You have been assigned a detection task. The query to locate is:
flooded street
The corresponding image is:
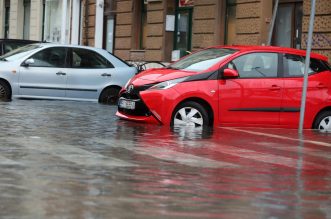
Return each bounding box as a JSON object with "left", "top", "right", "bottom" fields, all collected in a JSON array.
[{"left": 0, "top": 100, "right": 331, "bottom": 219}]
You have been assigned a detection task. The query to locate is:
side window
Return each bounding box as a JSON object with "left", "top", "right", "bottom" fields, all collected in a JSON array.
[
  {"left": 29, "top": 47, "right": 67, "bottom": 68},
  {"left": 283, "top": 54, "right": 325, "bottom": 77},
  {"left": 228, "top": 53, "right": 278, "bottom": 78},
  {"left": 71, "top": 48, "right": 114, "bottom": 69}
]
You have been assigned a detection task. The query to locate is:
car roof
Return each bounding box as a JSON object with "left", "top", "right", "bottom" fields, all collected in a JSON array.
[
  {"left": 33, "top": 43, "right": 106, "bottom": 52},
  {"left": 212, "top": 45, "right": 328, "bottom": 62}
]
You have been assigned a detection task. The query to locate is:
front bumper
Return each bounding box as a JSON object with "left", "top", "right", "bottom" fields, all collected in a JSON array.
[
  {"left": 116, "top": 85, "right": 162, "bottom": 125},
  {"left": 116, "top": 110, "right": 160, "bottom": 124}
]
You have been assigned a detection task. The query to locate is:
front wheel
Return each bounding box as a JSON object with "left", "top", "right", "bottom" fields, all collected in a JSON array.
[
  {"left": 313, "top": 111, "right": 331, "bottom": 132},
  {"left": 171, "top": 101, "right": 210, "bottom": 128},
  {"left": 99, "top": 87, "right": 121, "bottom": 105}
]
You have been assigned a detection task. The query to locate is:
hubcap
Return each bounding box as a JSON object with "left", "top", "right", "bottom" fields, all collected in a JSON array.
[
  {"left": 318, "top": 116, "right": 331, "bottom": 133},
  {"left": 174, "top": 107, "right": 203, "bottom": 128}
]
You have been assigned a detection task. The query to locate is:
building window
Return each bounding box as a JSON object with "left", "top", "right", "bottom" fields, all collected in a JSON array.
[
  {"left": 43, "top": 0, "right": 70, "bottom": 43},
  {"left": 4, "top": 0, "right": 10, "bottom": 39},
  {"left": 132, "top": 0, "right": 147, "bottom": 50},
  {"left": 225, "top": 0, "right": 236, "bottom": 45}
]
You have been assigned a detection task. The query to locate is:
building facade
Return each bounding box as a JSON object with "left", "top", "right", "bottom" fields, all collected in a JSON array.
[
  {"left": 113, "top": 0, "right": 331, "bottom": 62},
  {"left": 0, "top": 0, "right": 330, "bottom": 62}
]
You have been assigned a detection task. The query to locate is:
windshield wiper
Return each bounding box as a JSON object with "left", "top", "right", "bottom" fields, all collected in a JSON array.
[{"left": 0, "top": 57, "right": 7, "bottom": 61}]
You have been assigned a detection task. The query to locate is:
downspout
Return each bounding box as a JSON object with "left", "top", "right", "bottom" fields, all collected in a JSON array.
[{"left": 85, "top": 0, "right": 89, "bottom": 45}]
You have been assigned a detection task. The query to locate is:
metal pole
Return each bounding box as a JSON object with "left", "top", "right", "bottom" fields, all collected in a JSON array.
[
  {"left": 299, "top": 0, "right": 316, "bottom": 134},
  {"left": 267, "top": 0, "right": 279, "bottom": 46}
]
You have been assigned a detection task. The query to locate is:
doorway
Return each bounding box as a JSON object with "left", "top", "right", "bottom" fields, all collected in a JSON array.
[
  {"left": 174, "top": 7, "right": 193, "bottom": 55},
  {"left": 272, "top": 2, "right": 303, "bottom": 49}
]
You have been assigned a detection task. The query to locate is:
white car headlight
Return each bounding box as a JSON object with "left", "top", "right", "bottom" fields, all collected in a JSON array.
[{"left": 148, "top": 77, "right": 189, "bottom": 90}]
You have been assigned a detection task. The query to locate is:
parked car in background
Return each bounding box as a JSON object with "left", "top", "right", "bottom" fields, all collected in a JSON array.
[
  {"left": 117, "top": 45, "right": 331, "bottom": 132},
  {"left": 0, "top": 39, "right": 39, "bottom": 55},
  {"left": 0, "top": 43, "right": 137, "bottom": 104}
]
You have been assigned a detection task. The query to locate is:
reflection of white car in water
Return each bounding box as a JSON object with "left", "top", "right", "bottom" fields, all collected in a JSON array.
[{"left": 0, "top": 43, "right": 137, "bottom": 104}]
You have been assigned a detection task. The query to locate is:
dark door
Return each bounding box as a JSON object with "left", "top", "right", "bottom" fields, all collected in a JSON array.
[
  {"left": 272, "top": 2, "right": 303, "bottom": 49},
  {"left": 174, "top": 7, "right": 193, "bottom": 55}
]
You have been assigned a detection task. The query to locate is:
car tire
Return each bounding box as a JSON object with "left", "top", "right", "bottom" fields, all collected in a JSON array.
[
  {"left": 313, "top": 110, "right": 331, "bottom": 132},
  {"left": 171, "top": 101, "right": 210, "bottom": 128},
  {"left": 99, "top": 87, "right": 120, "bottom": 105},
  {"left": 0, "top": 81, "right": 11, "bottom": 101}
]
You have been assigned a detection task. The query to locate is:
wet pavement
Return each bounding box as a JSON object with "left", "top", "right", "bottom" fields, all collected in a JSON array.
[{"left": 0, "top": 100, "right": 331, "bottom": 219}]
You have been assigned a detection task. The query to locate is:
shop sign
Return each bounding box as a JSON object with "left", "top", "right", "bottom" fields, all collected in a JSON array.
[{"left": 179, "top": 0, "right": 194, "bottom": 7}]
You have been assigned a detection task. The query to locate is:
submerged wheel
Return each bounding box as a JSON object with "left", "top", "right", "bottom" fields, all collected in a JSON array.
[
  {"left": 313, "top": 111, "right": 331, "bottom": 132},
  {"left": 0, "top": 81, "right": 11, "bottom": 101},
  {"left": 171, "top": 101, "right": 210, "bottom": 128},
  {"left": 99, "top": 87, "right": 121, "bottom": 105}
]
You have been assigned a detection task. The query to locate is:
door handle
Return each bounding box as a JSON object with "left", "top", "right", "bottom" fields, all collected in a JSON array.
[
  {"left": 270, "top": 85, "right": 281, "bottom": 90},
  {"left": 316, "top": 83, "right": 326, "bottom": 89},
  {"left": 101, "top": 73, "right": 112, "bottom": 77},
  {"left": 56, "top": 72, "right": 66, "bottom": 76}
]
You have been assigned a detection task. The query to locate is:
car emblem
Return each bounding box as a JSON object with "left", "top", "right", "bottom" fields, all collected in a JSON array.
[{"left": 127, "top": 84, "right": 134, "bottom": 93}]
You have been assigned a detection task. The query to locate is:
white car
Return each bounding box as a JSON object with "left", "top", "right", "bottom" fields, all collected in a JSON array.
[{"left": 0, "top": 43, "right": 137, "bottom": 104}]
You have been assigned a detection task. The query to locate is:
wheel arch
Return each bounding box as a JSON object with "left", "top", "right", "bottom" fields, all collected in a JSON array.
[
  {"left": 173, "top": 97, "right": 214, "bottom": 126},
  {"left": 312, "top": 106, "right": 331, "bottom": 128},
  {"left": 98, "top": 85, "right": 122, "bottom": 102},
  {"left": 0, "top": 78, "right": 12, "bottom": 98}
]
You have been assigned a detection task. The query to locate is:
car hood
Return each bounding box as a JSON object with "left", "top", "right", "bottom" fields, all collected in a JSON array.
[{"left": 131, "top": 68, "right": 198, "bottom": 86}]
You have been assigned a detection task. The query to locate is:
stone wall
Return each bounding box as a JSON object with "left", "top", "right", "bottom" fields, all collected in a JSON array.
[
  {"left": 235, "top": 0, "right": 272, "bottom": 45},
  {"left": 192, "top": 0, "right": 219, "bottom": 50},
  {"left": 302, "top": 0, "right": 331, "bottom": 60},
  {"left": 82, "top": 0, "right": 96, "bottom": 47},
  {"left": 114, "top": 0, "right": 133, "bottom": 60}
]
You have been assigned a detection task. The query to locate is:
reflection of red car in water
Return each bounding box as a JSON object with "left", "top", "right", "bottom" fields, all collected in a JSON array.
[{"left": 116, "top": 46, "right": 331, "bottom": 132}]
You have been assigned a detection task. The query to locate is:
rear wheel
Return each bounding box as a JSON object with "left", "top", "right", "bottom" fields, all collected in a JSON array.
[
  {"left": 313, "top": 111, "right": 331, "bottom": 132},
  {"left": 0, "top": 81, "right": 11, "bottom": 101},
  {"left": 171, "top": 101, "right": 210, "bottom": 128},
  {"left": 99, "top": 87, "right": 121, "bottom": 105}
]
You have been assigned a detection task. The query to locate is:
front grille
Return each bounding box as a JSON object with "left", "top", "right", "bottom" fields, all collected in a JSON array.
[{"left": 118, "top": 84, "right": 154, "bottom": 116}]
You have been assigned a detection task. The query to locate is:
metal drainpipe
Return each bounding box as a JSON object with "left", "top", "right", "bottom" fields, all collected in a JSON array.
[{"left": 85, "top": 0, "right": 89, "bottom": 46}]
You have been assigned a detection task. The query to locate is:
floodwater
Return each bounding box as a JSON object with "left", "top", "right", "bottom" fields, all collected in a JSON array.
[{"left": 0, "top": 100, "right": 331, "bottom": 219}]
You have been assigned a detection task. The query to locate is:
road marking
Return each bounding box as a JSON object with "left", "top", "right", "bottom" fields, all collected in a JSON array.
[
  {"left": 94, "top": 138, "right": 238, "bottom": 169},
  {"left": 255, "top": 142, "right": 331, "bottom": 160},
  {"left": 222, "top": 127, "right": 331, "bottom": 147},
  {"left": 208, "top": 143, "right": 328, "bottom": 170},
  {"left": 0, "top": 155, "right": 22, "bottom": 166},
  {"left": 7, "top": 137, "right": 136, "bottom": 168}
]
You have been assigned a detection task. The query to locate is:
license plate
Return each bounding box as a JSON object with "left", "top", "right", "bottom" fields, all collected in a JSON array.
[{"left": 119, "top": 99, "right": 135, "bottom": 110}]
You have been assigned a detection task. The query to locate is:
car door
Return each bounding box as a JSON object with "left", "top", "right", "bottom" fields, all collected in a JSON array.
[
  {"left": 18, "top": 47, "right": 68, "bottom": 98},
  {"left": 65, "top": 47, "right": 115, "bottom": 100},
  {"left": 280, "top": 54, "right": 331, "bottom": 127},
  {"left": 218, "top": 52, "right": 283, "bottom": 126}
]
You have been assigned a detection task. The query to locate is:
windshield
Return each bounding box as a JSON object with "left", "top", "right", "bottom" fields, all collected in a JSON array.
[
  {"left": 0, "top": 44, "right": 41, "bottom": 61},
  {"left": 169, "top": 48, "right": 237, "bottom": 72}
]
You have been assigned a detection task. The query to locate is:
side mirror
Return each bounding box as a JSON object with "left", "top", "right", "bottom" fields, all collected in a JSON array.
[
  {"left": 22, "top": 58, "right": 34, "bottom": 67},
  {"left": 223, "top": 68, "right": 239, "bottom": 78}
]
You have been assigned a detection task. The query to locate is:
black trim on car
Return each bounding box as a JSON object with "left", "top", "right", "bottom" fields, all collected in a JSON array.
[
  {"left": 20, "top": 86, "right": 97, "bottom": 92},
  {"left": 184, "top": 71, "right": 219, "bottom": 82},
  {"left": 229, "top": 107, "right": 300, "bottom": 112}
]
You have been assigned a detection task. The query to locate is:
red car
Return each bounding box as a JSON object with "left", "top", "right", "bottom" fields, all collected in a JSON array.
[{"left": 116, "top": 46, "right": 331, "bottom": 132}]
